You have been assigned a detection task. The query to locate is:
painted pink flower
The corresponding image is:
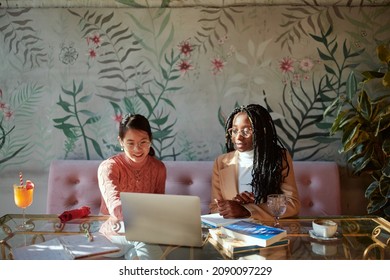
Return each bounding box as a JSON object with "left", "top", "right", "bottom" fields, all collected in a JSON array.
[
  {"left": 177, "top": 60, "right": 194, "bottom": 76},
  {"left": 178, "top": 40, "right": 193, "bottom": 57},
  {"left": 88, "top": 48, "right": 97, "bottom": 58},
  {"left": 211, "top": 57, "right": 226, "bottom": 75},
  {"left": 3, "top": 109, "right": 13, "bottom": 120},
  {"left": 293, "top": 73, "right": 301, "bottom": 81},
  {"left": 299, "top": 58, "right": 314, "bottom": 72},
  {"left": 87, "top": 33, "right": 103, "bottom": 47},
  {"left": 0, "top": 101, "right": 7, "bottom": 110},
  {"left": 113, "top": 114, "right": 122, "bottom": 123},
  {"left": 279, "top": 57, "right": 294, "bottom": 74}
]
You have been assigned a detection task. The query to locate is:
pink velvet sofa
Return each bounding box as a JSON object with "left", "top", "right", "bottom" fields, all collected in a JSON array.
[{"left": 46, "top": 160, "right": 341, "bottom": 217}]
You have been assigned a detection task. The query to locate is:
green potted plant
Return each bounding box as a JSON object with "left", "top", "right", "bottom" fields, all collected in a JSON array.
[{"left": 325, "top": 44, "right": 390, "bottom": 219}]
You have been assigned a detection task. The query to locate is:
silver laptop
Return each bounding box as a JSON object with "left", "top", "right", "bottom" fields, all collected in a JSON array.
[{"left": 120, "top": 192, "right": 203, "bottom": 247}]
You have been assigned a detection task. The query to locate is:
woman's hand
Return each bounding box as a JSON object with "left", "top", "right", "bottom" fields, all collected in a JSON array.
[
  {"left": 233, "top": 191, "right": 255, "bottom": 204},
  {"left": 215, "top": 199, "right": 251, "bottom": 218}
]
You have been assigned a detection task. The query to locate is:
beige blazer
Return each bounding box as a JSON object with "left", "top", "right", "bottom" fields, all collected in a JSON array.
[{"left": 209, "top": 150, "right": 301, "bottom": 221}]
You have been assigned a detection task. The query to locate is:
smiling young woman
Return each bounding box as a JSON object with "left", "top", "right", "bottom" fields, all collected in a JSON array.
[
  {"left": 97, "top": 114, "right": 166, "bottom": 260},
  {"left": 98, "top": 113, "right": 166, "bottom": 220}
]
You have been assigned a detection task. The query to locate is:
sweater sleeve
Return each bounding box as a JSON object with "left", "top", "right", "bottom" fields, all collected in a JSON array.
[
  {"left": 98, "top": 159, "right": 123, "bottom": 220},
  {"left": 155, "top": 161, "right": 167, "bottom": 194}
]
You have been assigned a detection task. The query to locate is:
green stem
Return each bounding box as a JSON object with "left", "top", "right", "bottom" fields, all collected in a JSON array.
[{"left": 72, "top": 94, "right": 90, "bottom": 159}]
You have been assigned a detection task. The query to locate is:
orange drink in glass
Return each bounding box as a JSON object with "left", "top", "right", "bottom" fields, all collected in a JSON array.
[
  {"left": 14, "top": 185, "right": 34, "bottom": 208},
  {"left": 13, "top": 182, "right": 34, "bottom": 231}
]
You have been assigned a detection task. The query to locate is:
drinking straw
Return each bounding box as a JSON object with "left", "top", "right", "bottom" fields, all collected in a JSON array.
[{"left": 19, "top": 171, "right": 24, "bottom": 186}]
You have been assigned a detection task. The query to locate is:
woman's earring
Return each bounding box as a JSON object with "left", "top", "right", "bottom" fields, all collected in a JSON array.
[{"left": 121, "top": 146, "right": 124, "bottom": 151}]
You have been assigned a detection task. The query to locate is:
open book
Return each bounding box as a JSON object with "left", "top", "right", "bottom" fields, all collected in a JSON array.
[
  {"left": 12, "top": 233, "right": 120, "bottom": 260},
  {"left": 201, "top": 213, "right": 252, "bottom": 228}
]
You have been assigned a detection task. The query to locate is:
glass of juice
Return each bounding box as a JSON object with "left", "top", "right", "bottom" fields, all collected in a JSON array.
[{"left": 13, "top": 183, "right": 34, "bottom": 231}]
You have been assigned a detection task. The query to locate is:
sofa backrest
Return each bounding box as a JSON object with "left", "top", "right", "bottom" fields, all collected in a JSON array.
[
  {"left": 46, "top": 160, "right": 341, "bottom": 217},
  {"left": 163, "top": 161, "right": 214, "bottom": 215},
  {"left": 293, "top": 161, "right": 341, "bottom": 216},
  {"left": 46, "top": 160, "right": 102, "bottom": 215}
]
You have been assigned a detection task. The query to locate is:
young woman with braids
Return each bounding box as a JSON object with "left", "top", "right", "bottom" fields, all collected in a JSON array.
[
  {"left": 98, "top": 113, "right": 166, "bottom": 259},
  {"left": 209, "top": 104, "right": 300, "bottom": 221}
]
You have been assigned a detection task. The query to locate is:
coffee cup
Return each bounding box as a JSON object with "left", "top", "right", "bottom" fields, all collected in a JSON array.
[{"left": 312, "top": 219, "right": 337, "bottom": 238}]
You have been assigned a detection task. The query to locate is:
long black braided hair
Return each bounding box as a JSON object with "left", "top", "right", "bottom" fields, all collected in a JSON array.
[{"left": 225, "top": 104, "right": 290, "bottom": 204}]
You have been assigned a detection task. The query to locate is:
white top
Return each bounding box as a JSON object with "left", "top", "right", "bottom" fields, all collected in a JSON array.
[{"left": 238, "top": 150, "right": 254, "bottom": 193}]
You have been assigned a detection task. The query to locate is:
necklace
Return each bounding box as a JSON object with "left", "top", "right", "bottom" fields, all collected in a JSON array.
[{"left": 125, "top": 154, "right": 149, "bottom": 183}]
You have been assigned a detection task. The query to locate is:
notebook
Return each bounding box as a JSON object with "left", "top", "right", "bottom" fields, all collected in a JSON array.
[{"left": 120, "top": 192, "right": 203, "bottom": 247}]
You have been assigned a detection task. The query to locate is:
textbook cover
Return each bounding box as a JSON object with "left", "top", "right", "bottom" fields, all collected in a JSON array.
[{"left": 220, "top": 220, "right": 287, "bottom": 247}]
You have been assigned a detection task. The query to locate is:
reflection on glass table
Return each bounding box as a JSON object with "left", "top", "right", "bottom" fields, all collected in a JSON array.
[{"left": 0, "top": 214, "right": 389, "bottom": 260}]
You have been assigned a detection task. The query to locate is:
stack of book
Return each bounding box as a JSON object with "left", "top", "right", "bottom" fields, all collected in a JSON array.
[{"left": 209, "top": 220, "right": 289, "bottom": 258}]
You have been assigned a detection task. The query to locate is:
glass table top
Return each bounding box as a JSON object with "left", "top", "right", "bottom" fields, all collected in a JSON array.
[{"left": 1, "top": 214, "right": 389, "bottom": 260}]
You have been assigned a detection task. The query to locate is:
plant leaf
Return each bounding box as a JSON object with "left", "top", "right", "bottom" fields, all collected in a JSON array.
[
  {"left": 84, "top": 115, "right": 101, "bottom": 125},
  {"left": 90, "top": 138, "right": 103, "bottom": 159},
  {"left": 383, "top": 139, "right": 390, "bottom": 157},
  {"left": 53, "top": 115, "right": 73, "bottom": 123},
  {"left": 346, "top": 71, "right": 357, "bottom": 101},
  {"left": 377, "top": 44, "right": 390, "bottom": 64},
  {"left": 57, "top": 96, "right": 73, "bottom": 113},
  {"left": 78, "top": 94, "right": 92, "bottom": 103},
  {"left": 361, "top": 71, "right": 385, "bottom": 83},
  {"left": 357, "top": 90, "right": 372, "bottom": 120}
]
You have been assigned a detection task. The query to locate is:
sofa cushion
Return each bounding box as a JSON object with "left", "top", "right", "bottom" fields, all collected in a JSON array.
[
  {"left": 294, "top": 161, "right": 341, "bottom": 216},
  {"left": 164, "top": 161, "right": 214, "bottom": 215},
  {"left": 46, "top": 160, "right": 102, "bottom": 215}
]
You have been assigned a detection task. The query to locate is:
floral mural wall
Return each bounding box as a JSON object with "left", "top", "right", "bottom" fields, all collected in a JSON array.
[{"left": 0, "top": 0, "right": 389, "bottom": 214}]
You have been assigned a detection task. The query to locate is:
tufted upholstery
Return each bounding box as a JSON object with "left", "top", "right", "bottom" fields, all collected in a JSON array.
[
  {"left": 293, "top": 161, "right": 341, "bottom": 216},
  {"left": 46, "top": 160, "right": 102, "bottom": 215},
  {"left": 46, "top": 160, "right": 341, "bottom": 217},
  {"left": 163, "top": 161, "right": 214, "bottom": 215}
]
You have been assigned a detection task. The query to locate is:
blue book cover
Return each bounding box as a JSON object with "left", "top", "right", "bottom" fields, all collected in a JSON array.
[{"left": 221, "top": 221, "right": 287, "bottom": 247}]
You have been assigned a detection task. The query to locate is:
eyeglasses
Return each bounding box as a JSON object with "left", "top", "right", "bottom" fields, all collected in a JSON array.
[
  {"left": 126, "top": 140, "right": 151, "bottom": 150},
  {"left": 227, "top": 127, "right": 253, "bottom": 138}
]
